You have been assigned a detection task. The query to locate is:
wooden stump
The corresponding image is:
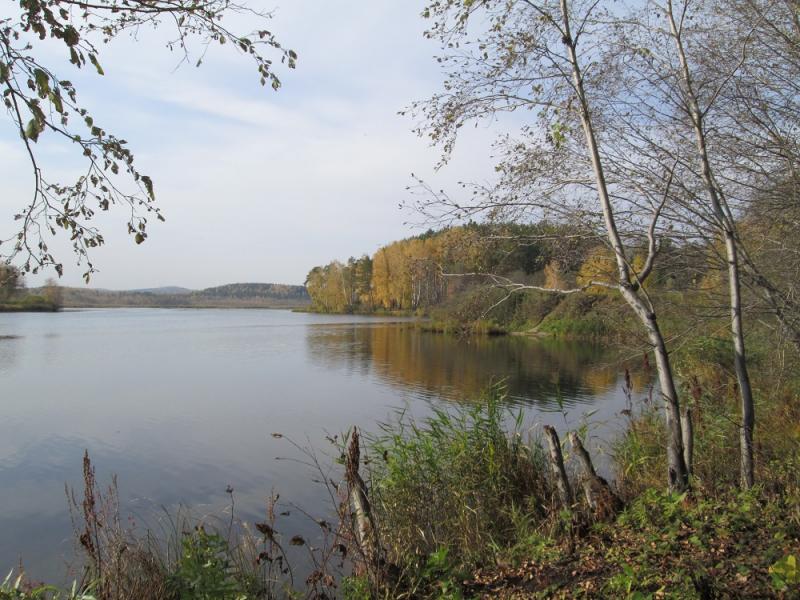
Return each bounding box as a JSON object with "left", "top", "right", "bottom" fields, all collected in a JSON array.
[
  {"left": 569, "top": 432, "right": 623, "bottom": 520},
  {"left": 345, "top": 427, "right": 384, "bottom": 578},
  {"left": 544, "top": 425, "right": 573, "bottom": 508}
]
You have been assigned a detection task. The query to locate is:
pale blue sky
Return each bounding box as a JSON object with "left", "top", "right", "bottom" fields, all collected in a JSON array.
[{"left": 0, "top": 1, "right": 503, "bottom": 289}]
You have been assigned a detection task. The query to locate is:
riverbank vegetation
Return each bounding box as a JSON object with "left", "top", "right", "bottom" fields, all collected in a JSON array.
[
  {"left": 0, "top": 266, "right": 62, "bottom": 312},
  {"left": 303, "top": 216, "right": 784, "bottom": 346},
  {"left": 304, "top": 222, "right": 595, "bottom": 324}
]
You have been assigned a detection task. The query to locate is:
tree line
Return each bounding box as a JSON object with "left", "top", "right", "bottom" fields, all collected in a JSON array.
[
  {"left": 305, "top": 223, "right": 557, "bottom": 313},
  {"left": 53, "top": 282, "right": 309, "bottom": 309},
  {"left": 304, "top": 222, "right": 701, "bottom": 314}
]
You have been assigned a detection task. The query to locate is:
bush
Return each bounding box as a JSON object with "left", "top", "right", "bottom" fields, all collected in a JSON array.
[
  {"left": 365, "top": 386, "right": 551, "bottom": 579},
  {"left": 417, "top": 318, "right": 507, "bottom": 336},
  {"left": 535, "top": 293, "right": 627, "bottom": 339},
  {"left": 168, "top": 528, "right": 243, "bottom": 600}
]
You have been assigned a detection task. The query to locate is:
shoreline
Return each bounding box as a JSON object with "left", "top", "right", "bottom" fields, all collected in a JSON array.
[
  {"left": 0, "top": 304, "right": 60, "bottom": 313},
  {"left": 62, "top": 303, "right": 311, "bottom": 310}
]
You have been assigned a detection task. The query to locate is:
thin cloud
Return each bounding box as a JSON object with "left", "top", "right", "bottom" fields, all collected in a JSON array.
[{"left": 0, "top": 1, "right": 503, "bottom": 289}]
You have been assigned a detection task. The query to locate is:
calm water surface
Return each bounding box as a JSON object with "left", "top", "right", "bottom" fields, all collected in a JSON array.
[{"left": 0, "top": 308, "right": 639, "bottom": 580}]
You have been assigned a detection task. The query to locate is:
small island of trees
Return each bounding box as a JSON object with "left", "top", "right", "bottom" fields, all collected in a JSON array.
[{"left": 0, "top": 265, "right": 62, "bottom": 312}]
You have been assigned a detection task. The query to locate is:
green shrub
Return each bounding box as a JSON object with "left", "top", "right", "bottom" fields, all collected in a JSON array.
[
  {"left": 537, "top": 313, "right": 609, "bottom": 338},
  {"left": 673, "top": 335, "right": 735, "bottom": 371},
  {"left": 597, "top": 487, "right": 800, "bottom": 598},
  {"left": 169, "top": 528, "right": 244, "bottom": 600},
  {"left": 366, "top": 385, "right": 550, "bottom": 579},
  {"left": 769, "top": 554, "right": 799, "bottom": 591},
  {"left": 533, "top": 293, "right": 631, "bottom": 339}
]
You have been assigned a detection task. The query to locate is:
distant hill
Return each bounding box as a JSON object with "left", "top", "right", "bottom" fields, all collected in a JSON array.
[
  {"left": 131, "top": 286, "right": 194, "bottom": 295},
  {"left": 199, "top": 283, "right": 308, "bottom": 301},
  {"left": 46, "top": 282, "right": 310, "bottom": 309}
]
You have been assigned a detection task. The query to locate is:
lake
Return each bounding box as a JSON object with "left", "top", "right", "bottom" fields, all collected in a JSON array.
[{"left": 0, "top": 308, "right": 642, "bottom": 582}]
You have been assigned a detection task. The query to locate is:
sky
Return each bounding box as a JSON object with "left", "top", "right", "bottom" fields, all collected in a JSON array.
[{"left": 0, "top": 1, "right": 504, "bottom": 289}]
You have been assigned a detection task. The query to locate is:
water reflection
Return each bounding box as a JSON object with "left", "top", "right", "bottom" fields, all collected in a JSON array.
[
  {"left": 0, "top": 335, "right": 20, "bottom": 373},
  {"left": 0, "top": 310, "right": 645, "bottom": 584},
  {"left": 306, "top": 324, "right": 626, "bottom": 408}
]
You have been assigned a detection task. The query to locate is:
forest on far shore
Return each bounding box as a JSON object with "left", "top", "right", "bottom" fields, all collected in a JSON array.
[{"left": 304, "top": 217, "right": 790, "bottom": 339}]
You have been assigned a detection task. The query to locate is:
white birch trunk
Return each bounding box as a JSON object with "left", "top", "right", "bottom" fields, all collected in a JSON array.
[
  {"left": 561, "top": 0, "right": 689, "bottom": 491},
  {"left": 666, "top": 0, "right": 755, "bottom": 487}
]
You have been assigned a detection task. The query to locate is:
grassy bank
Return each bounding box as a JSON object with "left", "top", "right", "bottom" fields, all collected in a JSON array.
[
  {"left": 297, "top": 288, "right": 625, "bottom": 340},
  {"left": 296, "top": 278, "right": 631, "bottom": 340},
  {"left": 400, "top": 285, "right": 635, "bottom": 340},
  {"left": 416, "top": 318, "right": 508, "bottom": 336},
  {"left": 293, "top": 306, "right": 415, "bottom": 317},
  {"left": 336, "top": 377, "right": 799, "bottom": 599},
  {"left": 0, "top": 295, "right": 61, "bottom": 312}
]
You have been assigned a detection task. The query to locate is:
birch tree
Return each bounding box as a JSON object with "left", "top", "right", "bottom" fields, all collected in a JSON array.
[
  {"left": 664, "top": 0, "right": 755, "bottom": 488},
  {"left": 412, "top": 0, "right": 691, "bottom": 491},
  {"left": 711, "top": 0, "right": 800, "bottom": 356},
  {"left": 611, "top": 0, "right": 800, "bottom": 487},
  {"left": 593, "top": 0, "right": 758, "bottom": 486}
]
